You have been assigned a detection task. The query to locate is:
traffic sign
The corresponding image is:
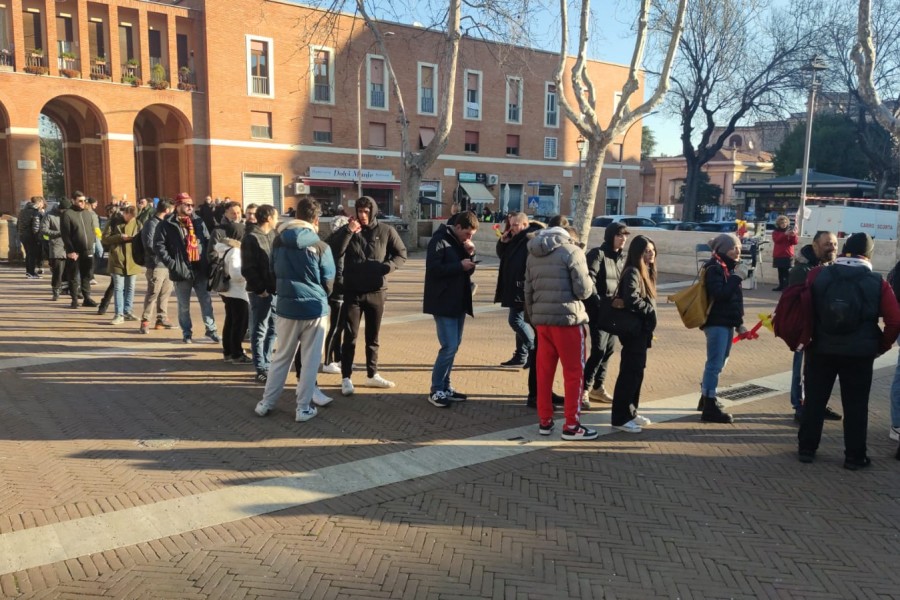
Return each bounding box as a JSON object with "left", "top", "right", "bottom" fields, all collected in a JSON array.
[{"left": 527, "top": 196, "right": 540, "bottom": 209}]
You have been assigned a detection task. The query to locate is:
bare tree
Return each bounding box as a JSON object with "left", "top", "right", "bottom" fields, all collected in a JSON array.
[
  {"left": 665, "top": 0, "right": 818, "bottom": 222},
  {"left": 555, "top": 0, "right": 687, "bottom": 241},
  {"left": 853, "top": 0, "right": 900, "bottom": 256}
]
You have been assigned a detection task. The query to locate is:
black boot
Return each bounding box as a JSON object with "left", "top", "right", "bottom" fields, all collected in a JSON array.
[
  {"left": 51, "top": 288, "right": 59, "bottom": 301},
  {"left": 895, "top": 442, "right": 900, "bottom": 461},
  {"left": 701, "top": 396, "right": 734, "bottom": 423},
  {"left": 82, "top": 297, "right": 98, "bottom": 308},
  {"left": 96, "top": 299, "right": 109, "bottom": 314},
  {"left": 697, "top": 395, "right": 706, "bottom": 411},
  {"left": 69, "top": 298, "right": 79, "bottom": 309}
]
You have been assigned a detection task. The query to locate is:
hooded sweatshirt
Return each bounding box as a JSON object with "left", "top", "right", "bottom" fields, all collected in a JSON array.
[
  {"left": 271, "top": 220, "right": 335, "bottom": 321},
  {"left": 524, "top": 227, "right": 592, "bottom": 327}
]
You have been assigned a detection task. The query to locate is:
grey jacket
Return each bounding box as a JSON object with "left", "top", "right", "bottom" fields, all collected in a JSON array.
[
  {"left": 524, "top": 227, "right": 592, "bottom": 326},
  {"left": 40, "top": 208, "right": 66, "bottom": 260}
]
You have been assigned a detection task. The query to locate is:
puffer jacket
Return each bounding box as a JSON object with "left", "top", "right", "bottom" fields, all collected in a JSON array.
[
  {"left": 493, "top": 222, "right": 544, "bottom": 308},
  {"left": 153, "top": 213, "right": 211, "bottom": 282},
  {"left": 703, "top": 253, "right": 744, "bottom": 329},
  {"left": 272, "top": 220, "right": 335, "bottom": 320},
  {"left": 17, "top": 202, "right": 42, "bottom": 241},
  {"left": 524, "top": 227, "right": 592, "bottom": 326},
  {"left": 103, "top": 216, "right": 142, "bottom": 276},
  {"left": 619, "top": 265, "right": 658, "bottom": 335},
  {"left": 423, "top": 223, "right": 474, "bottom": 317},
  {"left": 40, "top": 208, "right": 66, "bottom": 260},
  {"left": 332, "top": 216, "right": 407, "bottom": 293},
  {"left": 215, "top": 239, "right": 249, "bottom": 301}
]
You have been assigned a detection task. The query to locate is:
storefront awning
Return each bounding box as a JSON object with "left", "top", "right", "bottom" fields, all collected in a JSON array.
[{"left": 459, "top": 182, "right": 494, "bottom": 203}]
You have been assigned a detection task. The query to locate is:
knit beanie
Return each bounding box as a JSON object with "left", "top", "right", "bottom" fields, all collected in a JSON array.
[
  {"left": 709, "top": 233, "right": 741, "bottom": 255},
  {"left": 842, "top": 232, "right": 874, "bottom": 258}
]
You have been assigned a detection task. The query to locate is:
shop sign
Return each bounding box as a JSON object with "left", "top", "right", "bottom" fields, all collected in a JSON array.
[
  {"left": 310, "top": 166, "right": 394, "bottom": 181},
  {"left": 458, "top": 172, "right": 486, "bottom": 183}
]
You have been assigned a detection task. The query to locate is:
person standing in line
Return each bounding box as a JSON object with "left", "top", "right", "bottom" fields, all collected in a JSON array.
[
  {"left": 771, "top": 214, "right": 799, "bottom": 291},
  {"left": 40, "top": 198, "right": 70, "bottom": 300},
  {"left": 494, "top": 212, "right": 543, "bottom": 367},
  {"left": 888, "top": 255, "right": 900, "bottom": 459},
  {"left": 97, "top": 203, "right": 123, "bottom": 316},
  {"left": 525, "top": 225, "right": 597, "bottom": 441},
  {"left": 423, "top": 211, "right": 479, "bottom": 407},
  {"left": 60, "top": 191, "right": 98, "bottom": 309},
  {"left": 254, "top": 196, "right": 336, "bottom": 422},
  {"left": 102, "top": 205, "right": 141, "bottom": 324},
  {"left": 242, "top": 204, "right": 278, "bottom": 383},
  {"left": 153, "top": 192, "right": 220, "bottom": 344},
  {"left": 698, "top": 233, "right": 747, "bottom": 424},
  {"left": 609, "top": 235, "right": 658, "bottom": 434},
  {"left": 582, "top": 221, "right": 629, "bottom": 409},
  {"left": 321, "top": 214, "right": 350, "bottom": 374},
  {"left": 786, "top": 230, "right": 840, "bottom": 423},
  {"left": 332, "top": 196, "right": 407, "bottom": 395},
  {"left": 138, "top": 199, "right": 175, "bottom": 334},
  {"left": 18, "top": 195, "right": 45, "bottom": 278},
  {"left": 214, "top": 228, "right": 251, "bottom": 363},
  {"left": 135, "top": 197, "right": 154, "bottom": 226},
  {"left": 799, "top": 233, "right": 900, "bottom": 469}
]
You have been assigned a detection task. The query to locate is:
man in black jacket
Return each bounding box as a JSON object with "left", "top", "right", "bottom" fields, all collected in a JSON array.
[
  {"left": 241, "top": 204, "right": 278, "bottom": 383},
  {"left": 18, "top": 195, "right": 46, "bottom": 279},
  {"left": 153, "top": 192, "right": 219, "bottom": 344},
  {"left": 60, "top": 192, "right": 98, "bottom": 308},
  {"left": 333, "top": 196, "right": 407, "bottom": 395},
  {"left": 494, "top": 212, "right": 543, "bottom": 367},
  {"left": 138, "top": 199, "right": 175, "bottom": 334},
  {"left": 423, "top": 211, "right": 478, "bottom": 407}
]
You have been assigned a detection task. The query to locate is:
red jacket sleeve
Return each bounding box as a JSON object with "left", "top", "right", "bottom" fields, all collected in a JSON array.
[{"left": 879, "top": 280, "right": 900, "bottom": 353}]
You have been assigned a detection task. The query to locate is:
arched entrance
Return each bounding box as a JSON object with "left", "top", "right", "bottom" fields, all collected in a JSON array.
[
  {"left": 0, "top": 103, "right": 13, "bottom": 215},
  {"left": 134, "top": 105, "right": 192, "bottom": 200},
  {"left": 40, "top": 96, "right": 109, "bottom": 203}
]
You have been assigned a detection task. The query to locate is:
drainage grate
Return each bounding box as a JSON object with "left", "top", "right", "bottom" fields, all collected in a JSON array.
[{"left": 718, "top": 384, "right": 775, "bottom": 401}]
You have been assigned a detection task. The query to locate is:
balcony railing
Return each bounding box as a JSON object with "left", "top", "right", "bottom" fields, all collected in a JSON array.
[
  {"left": 252, "top": 75, "right": 269, "bottom": 95},
  {"left": 177, "top": 67, "right": 198, "bottom": 91},
  {"left": 420, "top": 95, "right": 434, "bottom": 113},
  {"left": 314, "top": 83, "right": 330, "bottom": 102},
  {"left": 0, "top": 49, "right": 14, "bottom": 70},
  {"left": 90, "top": 62, "right": 111, "bottom": 80},
  {"left": 58, "top": 57, "right": 81, "bottom": 75},
  {"left": 370, "top": 88, "right": 385, "bottom": 108}
]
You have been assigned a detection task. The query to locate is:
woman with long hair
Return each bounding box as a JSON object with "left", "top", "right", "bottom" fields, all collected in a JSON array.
[{"left": 610, "top": 235, "right": 658, "bottom": 433}]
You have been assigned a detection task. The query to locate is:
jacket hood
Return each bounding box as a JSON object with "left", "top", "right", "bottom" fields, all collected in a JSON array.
[
  {"left": 215, "top": 239, "right": 241, "bottom": 256},
  {"left": 528, "top": 226, "right": 574, "bottom": 258},
  {"left": 277, "top": 220, "right": 320, "bottom": 247},
  {"left": 796, "top": 244, "right": 817, "bottom": 266}
]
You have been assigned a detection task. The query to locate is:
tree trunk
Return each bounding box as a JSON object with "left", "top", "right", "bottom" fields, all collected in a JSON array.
[
  {"left": 574, "top": 143, "right": 608, "bottom": 242},
  {"left": 682, "top": 159, "right": 702, "bottom": 221}
]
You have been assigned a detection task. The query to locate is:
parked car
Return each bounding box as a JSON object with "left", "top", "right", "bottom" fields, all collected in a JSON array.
[
  {"left": 675, "top": 221, "right": 701, "bottom": 231},
  {"left": 590, "top": 215, "right": 662, "bottom": 229},
  {"left": 696, "top": 221, "right": 739, "bottom": 233}
]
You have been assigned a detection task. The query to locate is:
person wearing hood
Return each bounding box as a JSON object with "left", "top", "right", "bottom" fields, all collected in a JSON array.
[
  {"left": 254, "top": 196, "right": 336, "bottom": 423},
  {"left": 215, "top": 224, "right": 250, "bottom": 364},
  {"left": 207, "top": 200, "right": 246, "bottom": 266},
  {"left": 525, "top": 225, "right": 596, "bottom": 441},
  {"left": 494, "top": 212, "right": 544, "bottom": 367},
  {"left": 786, "top": 231, "right": 840, "bottom": 423},
  {"left": 40, "top": 198, "right": 71, "bottom": 300},
  {"left": 771, "top": 214, "right": 799, "bottom": 291},
  {"left": 423, "top": 211, "right": 479, "bottom": 407},
  {"left": 332, "top": 195, "right": 407, "bottom": 396},
  {"left": 798, "top": 233, "right": 900, "bottom": 469},
  {"left": 698, "top": 233, "right": 747, "bottom": 424},
  {"left": 582, "top": 221, "right": 629, "bottom": 409}
]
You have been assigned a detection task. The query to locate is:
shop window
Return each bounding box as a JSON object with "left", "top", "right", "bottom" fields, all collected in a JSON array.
[
  {"left": 464, "top": 130, "right": 479, "bottom": 153},
  {"left": 247, "top": 36, "right": 273, "bottom": 97},
  {"left": 313, "top": 116, "right": 332, "bottom": 143},
  {"left": 544, "top": 136, "right": 558, "bottom": 159},
  {"left": 506, "top": 134, "right": 520, "bottom": 157},
  {"left": 418, "top": 63, "right": 437, "bottom": 115},
  {"left": 464, "top": 70, "right": 482, "bottom": 120},
  {"left": 368, "top": 55, "right": 387, "bottom": 110},
  {"left": 369, "top": 122, "right": 386, "bottom": 148},
  {"left": 251, "top": 111, "right": 272, "bottom": 139},
  {"left": 545, "top": 83, "right": 558, "bottom": 128},
  {"left": 506, "top": 76, "right": 522, "bottom": 124},
  {"left": 311, "top": 46, "right": 334, "bottom": 104}
]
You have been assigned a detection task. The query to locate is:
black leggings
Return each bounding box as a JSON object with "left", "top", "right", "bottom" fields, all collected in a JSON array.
[{"left": 222, "top": 296, "right": 249, "bottom": 359}]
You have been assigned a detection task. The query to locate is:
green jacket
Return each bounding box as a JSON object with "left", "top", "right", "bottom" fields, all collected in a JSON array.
[{"left": 103, "top": 217, "right": 142, "bottom": 276}]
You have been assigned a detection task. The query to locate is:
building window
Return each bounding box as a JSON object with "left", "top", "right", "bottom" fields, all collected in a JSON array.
[
  {"left": 544, "top": 137, "right": 558, "bottom": 159},
  {"left": 23, "top": 9, "right": 43, "bottom": 52},
  {"left": 247, "top": 36, "right": 273, "bottom": 97},
  {"left": 88, "top": 19, "right": 105, "bottom": 62},
  {"left": 251, "top": 111, "right": 272, "bottom": 139},
  {"left": 313, "top": 117, "right": 332, "bottom": 143},
  {"left": 464, "top": 70, "right": 482, "bottom": 120},
  {"left": 419, "top": 127, "right": 435, "bottom": 150},
  {"left": 506, "top": 134, "right": 520, "bottom": 156},
  {"left": 368, "top": 55, "right": 387, "bottom": 110},
  {"left": 369, "top": 122, "right": 386, "bottom": 148},
  {"left": 545, "top": 83, "right": 558, "bottom": 128},
  {"left": 506, "top": 77, "right": 522, "bottom": 124},
  {"left": 311, "top": 46, "right": 334, "bottom": 104},
  {"left": 464, "top": 130, "right": 479, "bottom": 153},
  {"left": 418, "top": 63, "right": 437, "bottom": 115}
]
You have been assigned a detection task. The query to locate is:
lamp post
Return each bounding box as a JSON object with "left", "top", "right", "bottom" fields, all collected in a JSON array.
[
  {"left": 616, "top": 111, "right": 655, "bottom": 214},
  {"left": 576, "top": 135, "right": 586, "bottom": 215},
  {"left": 356, "top": 32, "right": 394, "bottom": 199},
  {"left": 797, "top": 55, "right": 827, "bottom": 238}
]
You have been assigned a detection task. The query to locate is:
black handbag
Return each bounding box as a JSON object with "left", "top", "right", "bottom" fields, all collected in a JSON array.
[{"left": 595, "top": 283, "right": 643, "bottom": 337}]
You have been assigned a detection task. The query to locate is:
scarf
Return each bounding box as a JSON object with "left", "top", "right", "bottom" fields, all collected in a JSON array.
[
  {"left": 179, "top": 215, "right": 201, "bottom": 262},
  {"left": 835, "top": 256, "right": 872, "bottom": 271}
]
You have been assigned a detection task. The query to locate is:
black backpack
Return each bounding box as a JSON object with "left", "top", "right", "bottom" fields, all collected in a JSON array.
[
  {"left": 208, "top": 248, "right": 232, "bottom": 293},
  {"left": 818, "top": 269, "right": 866, "bottom": 335},
  {"left": 131, "top": 228, "right": 146, "bottom": 267}
]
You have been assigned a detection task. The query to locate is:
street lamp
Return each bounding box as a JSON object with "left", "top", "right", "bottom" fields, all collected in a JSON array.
[
  {"left": 576, "top": 135, "right": 586, "bottom": 214},
  {"left": 616, "top": 111, "right": 656, "bottom": 214},
  {"left": 797, "top": 55, "right": 827, "bottom": 238},
  {"left": 356, "top": 32, "right": 394, "bottom": 199}
]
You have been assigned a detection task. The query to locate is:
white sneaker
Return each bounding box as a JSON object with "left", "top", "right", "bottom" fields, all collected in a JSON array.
[
  {"left": 589, "top": 387, "right": 614, "bottom": 403},
  {"left": 613, "top": 419, "right": 642, "bottom": 434},
  {"left": 890, "top": 426, "right": 900, "bottom": 441},
  {"left": 363, "top": 373, "right": 396, "bottom": 388},
  {"left": 254, "top": 402, "right": 272, "bottom": 417},
  {"left": 312, "top": 387, "right": 333, "bottom": 407},
  {"left": 580, "top": 390, "right": 591, "bottom": 411},
  {"left": 321, "top": 362, "right": 341, "bottom": 374},
  {"left": 633, "top": 414, "right": 652, "bottom": 426},
  {"left": 341, "top": 378, "right": 355, "bottom": 396},
  {"left": 295, "top": 406, "right": 318, "bottom": 422}
]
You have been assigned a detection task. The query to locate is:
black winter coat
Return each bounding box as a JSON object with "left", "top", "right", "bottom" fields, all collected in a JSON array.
[
  {"left": 153, "top": 213, "right": 212, "bottom": 282},
  {"left": 493, "top": 223, "right": 543, "bottom": 307},
  {"left": 703, "top": 253, "right": 744, "bottom": 329},
  {"left": 241, "top": 228, "right": 277, "bottom": 295},
  {"left": 60, "top": 207, "right": 97, "bottom": 255},
  {"left": 423, "top": 224, "right": 474, "bottom": 317},
  {"left": 619, "top": 265, "right": 658, "bottom": 336},
  {"left": 584, "top": 242, "right": 624, "bottom": 315},
  {"left": 333, "top": 216, "right": 407, "bottom": 293}
]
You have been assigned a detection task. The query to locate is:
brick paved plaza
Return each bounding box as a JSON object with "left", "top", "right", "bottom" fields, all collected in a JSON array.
[{"left": 0, "top": 256, "right": 898, "bottom": 599}]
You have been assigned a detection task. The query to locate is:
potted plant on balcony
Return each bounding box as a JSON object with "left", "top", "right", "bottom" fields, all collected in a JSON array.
[
  {"left": 29, "top": 48, "right": 44, "bottom": 59},
  {"left": 149, "top": 62, "right": 169, "bottom": 90},
  {"left": 121, "top": 73, "right": 141, "bottom": 87},
  {"left": 177, "top": 66, "right": 195, "bottom": 91},
  {"left": 92, "top": 55, "right": 107, "bottom": 66}
]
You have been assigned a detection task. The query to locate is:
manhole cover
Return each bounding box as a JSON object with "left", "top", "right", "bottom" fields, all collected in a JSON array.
[{"left": 718, "top": 384, "right": 775, "bottom": 401}]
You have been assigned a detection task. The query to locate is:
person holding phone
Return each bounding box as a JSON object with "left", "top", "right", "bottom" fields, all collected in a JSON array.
[
  {"left": 772, "top": 214, "right": 799, "bottom": 291},
  {"left": 102, "top": 205, "right": 142, "bottom": 324}
]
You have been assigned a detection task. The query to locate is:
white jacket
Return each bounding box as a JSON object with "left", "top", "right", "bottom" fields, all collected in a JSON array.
[{"left": 215, "top": 241, "right": 249, "bottom": 302}]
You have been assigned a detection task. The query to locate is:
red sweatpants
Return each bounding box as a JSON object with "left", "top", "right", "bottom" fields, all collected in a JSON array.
[{"left": 535, "top": 324, "right": 586, "bottom": 429}]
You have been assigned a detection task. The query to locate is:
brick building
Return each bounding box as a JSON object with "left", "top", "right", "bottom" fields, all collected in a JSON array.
[{"left": 0, "top": 0, "right": 642, "bottom": 219}]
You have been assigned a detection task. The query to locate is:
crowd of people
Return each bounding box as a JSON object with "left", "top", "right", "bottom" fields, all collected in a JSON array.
[{"left": 15, "top": 194, "right": 900, "bottom": 467}]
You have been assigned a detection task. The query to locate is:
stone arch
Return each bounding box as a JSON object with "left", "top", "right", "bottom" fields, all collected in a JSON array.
[
  {"left": 40, "top": 95, "right": 110, "bottom": 203},
  {"left": 133, "top": 104, "right": 193, "bottom": 200},
  {"left": 0, "top": 102, "right": 13, "bottom": 214}
]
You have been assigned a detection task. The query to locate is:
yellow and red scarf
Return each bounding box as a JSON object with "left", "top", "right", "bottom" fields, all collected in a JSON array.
[{"left": 179, "top": 216, "right": 201, "bottom": 262}]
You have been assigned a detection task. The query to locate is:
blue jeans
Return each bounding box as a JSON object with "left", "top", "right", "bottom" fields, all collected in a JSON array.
[
  {"left": 507, "top": 307, "right": 534, "bottom": 359},
  {"left": 431, "top": 314, "right": 466, "bottom": 393},
  {"left": 890, "top": 349, "right": 900, "bottom": 428},
  {"left": 249, "top": 293, "right": 276, "bottom": 373},
  {"left": 174, "top": 273, "right": 217, "bottom": 339},
  {"left": 111, "top": 273, "right": 136, "bottom": 316},
  {"left": 701, "top": 326, "right": 733, "bottom": 397},
  {"left": 790, "top": 350, "right": 804, "bottom": 412}
]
